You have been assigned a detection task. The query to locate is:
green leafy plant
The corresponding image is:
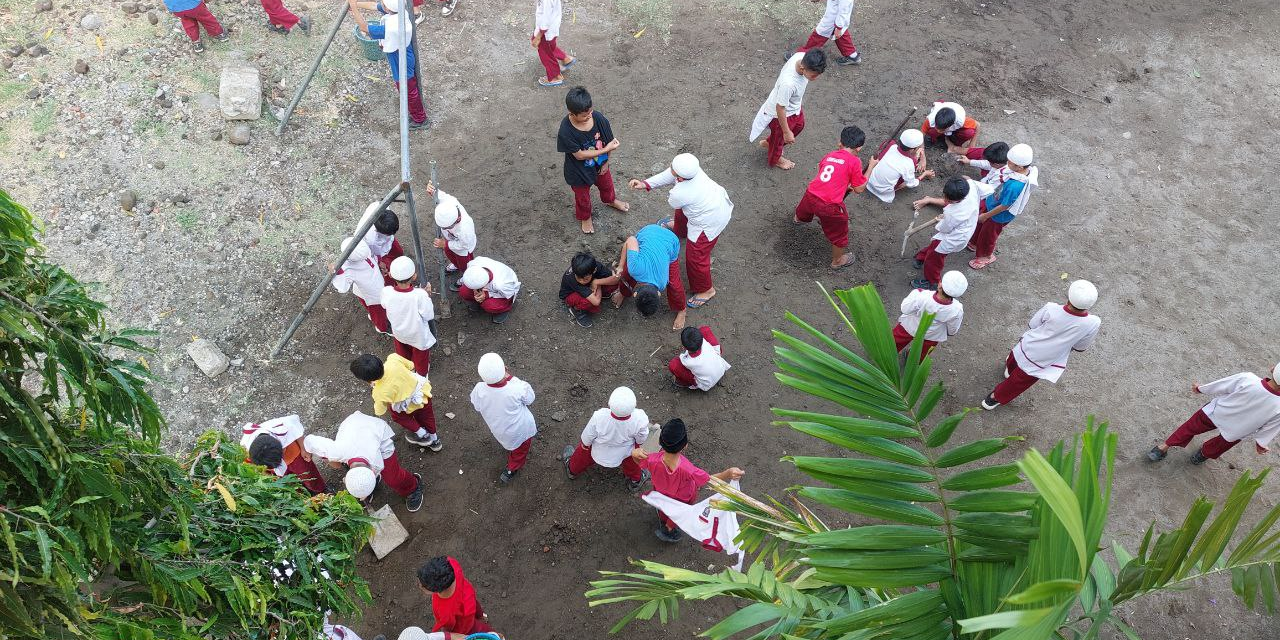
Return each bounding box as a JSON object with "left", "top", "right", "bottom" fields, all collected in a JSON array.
[
  {"left": 0, "top": 188, "right": 373, "bottom": 639},
  {"left": 587, "top": 284, "right": 1280, "bottom": 639}
]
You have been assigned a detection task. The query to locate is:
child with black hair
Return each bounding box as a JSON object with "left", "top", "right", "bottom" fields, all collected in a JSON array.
[
  {"left": 557, "top": 86, "right": 629, "bottom": 234},
  {"left": 241, "top": 415, "right": 328, "bottom": 494},
  {"left": 381, "top": 256, "right": 435, "bottom": 375},
  {"left": 921, "top": 101, "right": 980, "bottom": 153},
  {"left": 558, "top": 251, "right": 621, "bottom": 328},
  {"left": 617, "top": 223, "right": 686, "bottom": 330},
  {"left": 668, "top": 325, "right": 730, "bottom": 391},
  {"left": 417, "top": 556, "right": 493, "bottom": 635},
  {"left": 749, "top": 49, "right": 828, "bottom": 170},
  {"left": 957, "top": 141, "right": 1009, "bottom": 183},
  {"left": 632, "top": 419, "right": 744, "bottom": 543},
  {"left": 909, "top": 176, "right": 995, "bottom": 289},
  {"left": 533, "top": 0, "right": 575, "bottom": 87},
  {"left": 360, "top": 201, "right": 404, "bottom": 286},
  {"left": 350, "top": 353, "right": 442, "bottom": 451},
  {"left": 794, "top": 125, "right": 868, "bottom": 269},
  {"left": 970, "top": 144, "right": 1038, "bottom": 270}
]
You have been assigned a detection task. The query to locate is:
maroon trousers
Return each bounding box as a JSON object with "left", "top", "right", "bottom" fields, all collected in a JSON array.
[
  {"left": 991, "top": 351, "right": 1040, "bottom": 404},
  {"left": 393, "top": 339, "right": 431, "bottom": 375},
  {"left": 972, "top": 219, "right": 1006, "bottom": 259},
  {"left": 390, "top": 402, "right": 438, "bottom": 435},
  {"left": 457, "top": 287, "right": 515, "bottom": 314},
  {"left": 259, "top": 0, "right": 300, "bottom": 29},
  {"left": 379, "top": 451, "right": 418, "bottom": 497},
  {"left": 571, "top": 169, "right": 618, "bottom": 221},
  {"left": 444, "top": 246, "right": 474, "bottom": 272},
  {"left": 394, "top": 77, "right": 428, "bottom": 125},
  {"left": 284, "top": 455, "right": 328, "bottom": 495},
  {"left": 536, "top": 31, "right": 570, "bottom": 81},
  {"left": 798, "top": 28, "right": 857, "bottom": 57},
  {"left": 914, "top": 239, "right": 948, "bottom": 285},
  {"left": 564, "top": 284, "right": 620, "bottom": 314},
  {"left": 668, "top": 326, "right": 720, "bottom": 387},
  {"left": 567, "top": 443, "right": 642, "bottom": 481},
  {"left": 173, "top": 1, "right": 225, "bottom": 41},
  {"left": 892, "top": 323, "right": 938, "bottom": 362},
  {"left": 766, "top": 112, "right": 806, "bottom": 166},
  {"left": 1164, "top": 408, "right": 1239, "bottom": 459},
  {"left": 360, "top": 299, "right": 390, "bottom": 333},
  {"left": 507, "top": 437, "right": 533, "bottom": 472},
  {"left": 672, "top": 209, "right": 718, "bottom": 293}
]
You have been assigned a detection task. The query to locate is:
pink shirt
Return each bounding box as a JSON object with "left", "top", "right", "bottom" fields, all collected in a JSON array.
[
  {"left": 641, "top": 453, "right": 711, "bottom": 504},
  {"left": 806, "top": 149, "right": 867, "bottom": 204}
]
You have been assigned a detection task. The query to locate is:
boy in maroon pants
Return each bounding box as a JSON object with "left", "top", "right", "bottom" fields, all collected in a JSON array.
[
  {"left": 632, "top": 419, "right": 744, "bottom": 542},
  {"left": 559, "top": 252, "right": 622, "bottom": 328},
  {"left": 260, "top": 0, "right": 310, "bottom": 35},
  {"left": 558, "top": 86, "right": 629, "bottom": 234},
  {"left": 163, "top": 0, "right": 228, "bottom": 53},
  {"left": 748, "top": 50, "right": 827, "bottom": 170},
  {"left": 794, "top": 125, "right": 867, "bottom": 269},
  {"left": 350, "top": 353, "right": 443, "bottom": 451},
  {"left": 908, "top": 177, "right": 993, "bottom": 290},
  {"left": 350, "top": 0, "right": 428, "bottom": 129},
  {"left": 669, "top": 326, "right": 730, "bottom": 391},
  {"left": 533, "top": 0, "right": 576, "bottom": 87}
]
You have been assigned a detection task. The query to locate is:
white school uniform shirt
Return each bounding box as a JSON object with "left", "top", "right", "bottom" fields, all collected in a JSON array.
[
  {"left": 898, "top": 289, "right": 964, "bottom": 343},
  {"left": 377, "top": 11, "right": 413, "bottom": 54},
  {"left": 975, "top": 161, "right": 1008, "bottom": 189},
  {"left": 332, "top": 248, "right": 384, "bottom": 305},
  {"left": 865, "top": 144, "right": 918, "bottom": 203},
  {"left": 932, "top": 178, "right": 995, "bottom": 253},
  {"left": 303, "top": 412, "right": 396, "bottom": 474},
  {"left": 814, "top": 0, "right": 856, "bottom": 37},
  {"left": 680, "top": 343, "right": 731, "bottom": 391},
  {"left": 1197, "top": 373, "right": 1280, "bottom": 448},
  {"left": 534, "top": 0, "right": 562, "bottom": 39},
  {"left": 642, "top": 479, "right": 746, "bottom": 570},
  {"left": 380, "top": 285, "right": 436, "bottom": 350},
  {"left": 642, "top": 170, "right": 734, "bottom": 242},
  {"left": 1002, "top": 166, "right": 1040, "bottom": 219},
  {"left": 469, "top": 377, "right": 538, "bottom": 451},
  {"left": 749, "top": 52, "right": 809, "bottom": 141},
  {"left": 580, "top": 408, "right": 651, "bottom": 467},
  {"left": 240, "top": 415, "right": 305, "bottom": 477},
  {"left": 358, "top": 205, "right": 396, "bottom": 259},
  {"left": 926, "top": 101, "right": 966, "bottom": 135},
  {"left": 1011, "top": 303, "right": 1102, "bottom": 383},
  {"left": 468, "top": 257, "right": 522, "bottom": 299},
  {"left": 436, "top": 189, "right": 478, "bottom": 256}
]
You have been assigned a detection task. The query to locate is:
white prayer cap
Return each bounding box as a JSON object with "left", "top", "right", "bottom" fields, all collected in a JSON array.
[
  {"left": 460, "top": 264, "right": 491, "bottom": 290},
  {"left": 1007, "top": 143, "right": 1034, "bottom": 166},
  {"left": 382, "top": 0, "right": 403, "bottom": 12},
  {"left": 899, "top": 128, "right": 924, "bottom": 148},
  {"left": 608, "top": 386, "right": 636, "bottom": 417},
  {"left": 340, "top": 237, "right": 371, "bottom": 263},
  {"left": 1272, "top": 362, "right": 1280, "bottom": 381},
  {"left": 1067, "top": 280, "right": 1098, "bottom": 310},
  {"left": 361, "top": 201, "right": 383, "bottom": 225},
  {"left": 671, "top": 153, "right": 701, "bottom": 179},
  {"left": 477, "top": 353, "right": 506, "bottom": 384},
  {"left": 397, "top": 628, "right": 439, "bottom": 640},
  {"left": 344, "top": 466, "right": 377, "bottom": 500},
  {"left": 434, "top": 201, "right": 461, "bottom": 228},
  {"left": 940, "top": 271, "right": 968, "bottom": 297},
  {"left": 389, "top": 256, "right": 416, "bottom": 281}
]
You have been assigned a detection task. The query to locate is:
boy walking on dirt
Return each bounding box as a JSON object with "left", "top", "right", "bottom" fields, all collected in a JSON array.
[
  {"left": 350, "top": 353, "right": 443, "bottom": 451},
  {"left": 533, "top": 0, "right": 576, "bottom": 87},
  {"left": 796, "top": 0, "right": 860, "bottom": 65},
  {"left": 381, "top": 256, "right": 436, "bottom": 375},
  {"left": 632, "top": 419, "right": 744, "bottom": 543},
  {"left": 749, "top": 49, "right": 828, "bottom": 170},
  {"left": 258, "top": 0, "right": 311, "bottom": 35},
  {"left": 865, "top": 129, "right": 934, "bottom": 203},
  {"left": 1147, "top": 364, "right": 1280, "bottom": 465},
  {"left": 563, "top": 387, "right": 652, "bottom": 490},
  {"left": 669, "top": 325, "right": 730, "bottom": 391},
  {"left": 470, "top": 353, "right": 538, "bottom": 483},
  {"left": 349, "top": 0, "right": 428, "bottom": 129},
  {"left": 559, "top": 251, "right": 622, "bottom": 328},
  {"left": 969, "top": 144, "right": 1038, "bottom": 270},
  {"left": 163, "top": 0, "right": 229, "bottom": 53},
  {"left": 558, "top": 86, "right": 629, "bottom": 234},
  {"left": 893, "top": 271, "right": 967, "bottom": 361},
  {"left": 794, "top": 125, "right": 867, "bottom": 269},
  {"left": 427, "top": 183, "right": 477, "bottom": 287},
  {"left": 418, "top": 556, "right": 494, "bottom": 635},
  {"left": 332, "top": 237, "right": 391, "bottom": 334},
  {"left": 909, "top": 176, "right": 994, "bottom": 290}
]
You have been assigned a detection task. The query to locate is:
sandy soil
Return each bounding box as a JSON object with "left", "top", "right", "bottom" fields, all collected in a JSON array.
[{"left": 4, "top": 0, "right": 1280, "bottom": 637}]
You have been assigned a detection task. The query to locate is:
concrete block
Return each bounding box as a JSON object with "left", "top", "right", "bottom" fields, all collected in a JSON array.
[
  {"left": 368, "top": 504, "right": 409, "bottom": 559},
  {"left": 219, "top": 66, "right": 262, "bottom": 121},
  {"left": 185, "top": 339, "right": 229, "bottom": 378}
]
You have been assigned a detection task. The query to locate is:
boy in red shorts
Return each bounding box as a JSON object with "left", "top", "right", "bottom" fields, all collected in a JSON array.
[
  {"left": 794, "top": 125, "right": 867, "bottom": 268},
  {"left": 922, "top": 101, "right": 980, "bottom": 153},
  {"left": 418, "top": 556, "right": 492, "bottom": 635},
  {"left": 632, "top": 419, "right": 744, "bottom": 543}
]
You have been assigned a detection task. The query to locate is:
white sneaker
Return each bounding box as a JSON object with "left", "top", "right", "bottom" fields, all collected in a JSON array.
[
  {"left": 980, "top": 393, "right": 1001, "bottom": 411},
  {"left": 441, "top": 0, "right": 459, "bottom": 16}
]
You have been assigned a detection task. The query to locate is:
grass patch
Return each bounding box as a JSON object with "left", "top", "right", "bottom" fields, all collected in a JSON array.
[
  {"left": 30, "top": 101, "right": 56, "bottom": 136},
  {"left": 0, "top": 79, "right": 27, "bottom": 106},
  {"left": 173, "top": 208, "right": 200, "bottom": 231},
  {"left": 132, "top": 116, "right": 170, "bottom": 138}
]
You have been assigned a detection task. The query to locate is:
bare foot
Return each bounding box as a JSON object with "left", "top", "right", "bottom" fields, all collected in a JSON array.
[
  {"left": 580, "top": 218, "right": 595, "bottom": 234},
  {"left": 610, "top": 291, "right": 624, "bottom": 308},
  {"left": 773, "top": 157, "right": 796, "bottom": 170},
  {"left": 672, "top": 310, "right": 687, "bottom": 331},
  {"left": 605, "top": 200, "right": 630, "bottom": 212},
  {"left": 757, "top": 139, "right": 769, "bottom": 149},
  {"left": 830, "top": 254, "right": 853, "bottom": 269}
]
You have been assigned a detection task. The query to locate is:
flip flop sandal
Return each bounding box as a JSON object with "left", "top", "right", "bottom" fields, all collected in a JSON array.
[
  {"left": 560, "top": 57, "right": 577, "bottom": 69},
  {"left": 831, "top": 259, "right": 855, "bottom": 270},
  {"left": 968, "top": 256, "right": 997, "bottom": 269},
  {"left": 538, "top": 78, "right": 565, "bottom": 87},
  {"left": 686, "top": 295, "right": 713, "bottom": 309},
  {"left": 655, "top": 216, "right": 673, "bottom": 228}
]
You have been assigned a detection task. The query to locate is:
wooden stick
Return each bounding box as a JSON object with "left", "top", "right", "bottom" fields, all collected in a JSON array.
[{"left": 1055, "top": 84, "right": 1109, "bottom": 105}]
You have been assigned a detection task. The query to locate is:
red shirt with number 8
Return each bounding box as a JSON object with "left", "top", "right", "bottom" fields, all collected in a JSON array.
[{"left": 806, "top": 148, "right": 867, "bottom": 205}]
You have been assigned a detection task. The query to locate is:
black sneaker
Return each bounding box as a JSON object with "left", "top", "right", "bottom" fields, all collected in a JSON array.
[
  {"left": 374, "top": 636, "right": 386, "bottom": 640},
  {"left": 295, "top": 16, "right": 311, "bottom": 34},
  {"left": 441, "top": 0, "right": 459, "bottom": 16},
  {"left": 492, "top": 311, "right": 510, "bottom": 324},
  {"left": 654, "top": 526, "right": 682, "bottom": 543},
  {"left": 980, "top": 393, "right": 1001, "bottom": 411},
  {"left": 573, "top": 310, "right": 593, "bottom": 328},
  {"left": 409, "top": 119, "right": 430, "bottom": 131},
  {"left": 912, "top": 259, "right": 924, "bottom": 269},
  {"left": 407, "top": 473, "right": 424, "bottom": 512},
  {"left": 267, "top": 22, "right": 288, "bottom": 34},
  {"left": 1190, "top": 449, "right": 1208, "bottom": 465},
  {"left": 835, "top": 52, "right": 861, "bottom": 65},
  {"left": 910, "top": 278, "right": 936, "bottom": 290},
  {"left": 1146, "top": 446, "right": 1167, "bottom": 462},
  {"left": 449, "top": 278, "right": 461, "bottom": 292},
  {"left": 628, "top": 468, "right": 651, "bottom": 493},
  {"left": 562, "top": 444, "right": 577, "bottom": 480},
  {"left": 192, "top": 40, "right": 206, "bottom": 53},
  {"left": 212, "top": 32, "right": 229, "bottom": 42},
  {"left": 406, "top": 431, "right": 443, "bottom": 452},
  {"left": 499, "top": 469, "right": 517, "bottom": 483}
]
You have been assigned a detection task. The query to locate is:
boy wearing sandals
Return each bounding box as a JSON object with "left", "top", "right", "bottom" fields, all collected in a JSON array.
[
  {"left": 533, "top": 0, "right": 576, "bottom": 87},
  {"left": 794, "top": 125, "right": 867, "bottom": 269},
  {"left": 632, "top": 419, "right": 745, "bottom": 543},
  {"left": 557, "top": 87, "right": 629, "bottom": 234},
  {"left": 969, "top": 144, "right": 1038, "bottom": 270},
  {"left": 627, "top": 153, "right": 732, "bottom": 310}
]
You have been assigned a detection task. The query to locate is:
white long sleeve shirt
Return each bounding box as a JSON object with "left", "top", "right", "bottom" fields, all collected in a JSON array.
[
  {"left": 897, "top": 289, "right": 963, "bottom": 342},
  {"left": 680, "top": 343, "right": 731, "bottom": 391},
  {"left": 580, "top": 408, "right": 651, "bottom": 467},
  {"left": 642, "top": 169, "right": 734, "bottom": 241},
  {"left": 302, "top": 412, "right": 396, "bottom": 474},
  {"left": 470, "top": 376, "right": 538, "bottom": 451},
  {"left": 1012, "top": 303, "right": 1102, "bottom": 383},
  {"left": 358, "top": 205, "right": 396, "bottom": 259},
  {"left": 1001, "top": 166, "right": 1039, "bottom": 219},
  {"left": 866, "top": 144, "right": 919, "bottom": 203},
  {"left": 534, "top": 0, "right": 562, "bottom": 39},
  {"left": 436, "top": 189, "right": 478, "bottom": 256},
  {"left": 932, "top": 178, "right": 995, "bottom": 253},
  {"left": 380, "top": 285, "right": 436, "bottom": 350},
  {"left": 1198, "top": 373, "right": 1280, "bottom": 448},
  {"left": 814, "top": 0, "right": 856, "bottom": 37},
  {"left": 331, "top": 244, "right": 383, "bottom": 305},
  {"left": 467, "top": 257, "right": 522, "bottom": 299}
]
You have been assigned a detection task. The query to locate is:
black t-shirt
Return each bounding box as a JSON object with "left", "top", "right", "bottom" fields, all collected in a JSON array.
[
  {"left": 557, "top": 112, "right": 614, "bottom": 187},
  {"left": 559, "top": 262, "right": 614, "bottom": 300}
]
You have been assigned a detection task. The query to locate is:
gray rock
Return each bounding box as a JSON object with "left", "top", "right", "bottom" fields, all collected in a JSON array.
[
  {"left": 119, "top": 190, "right": 137, "bottom": 211},
  {"left": 4, "top": 45, "right": 22, "bottom": 57},
  {"left": 167, "top": 191, "right": 191, "bottom": 204},
  {"left": 186, "top": 339, "right": 230, "bottom": 378},
  {"left": 26, "top": 45, "right": 47, "bottom": 58},
  {"left": 218, "top": 65, "right": 262, "bottom": 120},
  {"left": 146, "top": 10, "right": 158, "bottom": 25},
  {"left": 25, "top": 87, "right": 41, "bottom": 99},
  {"left": 228, "top": 124, "right": 251, "bottom": 145},
  {"left": 551, "top": 410, "right": 567, "bottom": 423},
  {"left": 74, "top": 59, "right": 88, "bottom": 74},
  {"left": 121, "top": 2, "right": 139, "bottom": 14},
  {"left": 1, "top": 59, "right": 11, "bottom": 70},
  {"left": 80, "top": 13, "right": 103, "bottom": 30},
  {"left": 209, "top": 130, "right": 222, "bottom": 141},
  {"left": 35, "top": 0, "right": 53, "bottom": 12},
  {"left": 193, "top": 92, "right": 218, "bottom": 112}
]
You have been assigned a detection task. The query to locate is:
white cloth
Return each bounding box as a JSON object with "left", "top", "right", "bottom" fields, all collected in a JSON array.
[
  {"left": 749, "top": 52, "right": 809, "bottom": 141},
  {"left": 1198, "top": 373, "right": 1280, "bottom": 448},
  {"left": 240, "top": 415, "right": 306, "bottom": 477},
  {"left": 303, "top": 412, "right": 396, "bottom": 474},
  {"left": 680, "top": 343, "right": 731, "bottom": 391},
  {"left": 470, "top": 377, "right": 538, "bottom": 451},
  {"left": 380, "top": 286, "right": 436, "bottom": 350},
  {"left": 898, "top": 289, "right": 964, "bottom": 342},
  {"left": 865, "top": 144, "right": 918, "bottom": 203},
  {"left": 331, "top": 253, "right": 383, "bottom": 305},
  {"left": 324, "top": 623, "right": 364, "bottom": 640},
  {"left": 926, "top": 101, "right": 966, "bottom": 134},
  {"left": 580, "top": 408, "right": 650, "bottom": 467},
  {"left": 932, "top": 178, "right": 995, "bottom": 253},
  {"left": 467, "top": 257, "right": 521, "bottom": 299},
  {"left": 359, "top": 205, "right": 396, "bottom": 259},
  {"left": 1012, "top": 303, "right": 1102, "bottom": 383},
  {"left": 814, "top": 0, "right": 856, "bottom": 37},
  {"left": 1001, "top": 166, "right": 1040, "bottom": 219},
  {"left": 436, "top": 189, "right": 477, "bottom": 256},
  {"left": 642, "top": 480, "right": 745, "bottom": 570},
  {"left": 534, "top": 0, "right": 562, "bottom": 39},
  {"left": 975, "top": 161, "right": 1008, "bottom": 189},
  {"left": 643, "top": 169, "right": 734, "bottom": 241},
  {"left": 377, "top": 12, "right": 413, "bottom": 54}
]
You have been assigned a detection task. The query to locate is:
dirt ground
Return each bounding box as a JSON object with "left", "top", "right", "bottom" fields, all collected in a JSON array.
[{"left": 4, "top": 0, "right": 1280, "bottom": 638}]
